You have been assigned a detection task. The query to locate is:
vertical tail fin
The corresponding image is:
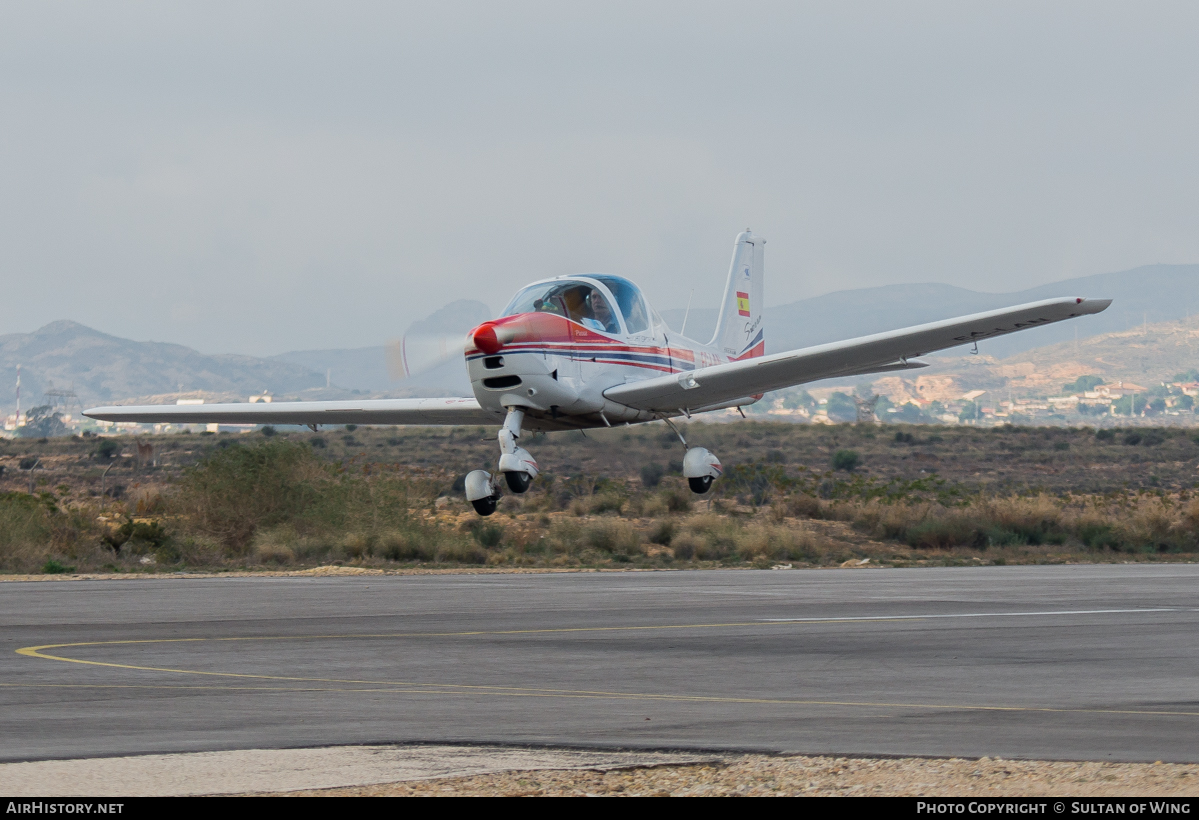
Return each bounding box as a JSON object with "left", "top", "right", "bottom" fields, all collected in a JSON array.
[{"left": 709, "top": 230, "right": 765, "bottom": 359}]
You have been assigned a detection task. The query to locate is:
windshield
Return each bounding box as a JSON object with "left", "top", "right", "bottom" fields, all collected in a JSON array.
[
  {"left": 589, "top": 275, "right": 650, "bottom": 334},
  {"left": 502, "top": 281, "right": 620, "bottom": 333}
]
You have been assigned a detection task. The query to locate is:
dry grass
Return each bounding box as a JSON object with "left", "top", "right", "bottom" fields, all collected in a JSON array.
[{"left": 4, "top": 429, "right": 1199, "bottom": 574}]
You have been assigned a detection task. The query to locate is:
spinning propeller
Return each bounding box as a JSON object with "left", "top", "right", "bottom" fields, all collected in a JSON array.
[{"left": 384, "top": 299, "right": 494, "bottom": 380}]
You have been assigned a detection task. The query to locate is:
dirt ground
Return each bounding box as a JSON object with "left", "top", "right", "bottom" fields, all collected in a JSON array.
[{"left": 287, "top": 754, "right": 1199, "bottom": 797}]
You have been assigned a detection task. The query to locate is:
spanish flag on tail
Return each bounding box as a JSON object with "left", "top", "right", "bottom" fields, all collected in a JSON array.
[{"left": 736, "top": 291, "right": 750, "bottom": 317}]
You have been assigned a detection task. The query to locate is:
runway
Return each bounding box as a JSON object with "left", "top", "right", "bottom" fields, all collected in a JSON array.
[{"left": 3, "top": 565, "right": 1198, "bottom": 763}]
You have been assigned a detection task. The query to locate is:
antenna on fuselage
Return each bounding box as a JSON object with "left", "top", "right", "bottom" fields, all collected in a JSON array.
[{"left": 680, "top": 289, "right": 694, "bottom": 337}]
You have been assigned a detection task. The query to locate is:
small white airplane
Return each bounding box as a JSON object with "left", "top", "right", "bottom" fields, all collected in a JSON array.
[{"left": 86, "top": 232, "right": 1111, "bottom": 515}]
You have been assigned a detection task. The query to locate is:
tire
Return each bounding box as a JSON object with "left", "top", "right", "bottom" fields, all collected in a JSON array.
[
  {"left": 505, "top": 471, "right": 533, "bottom": 493},
  {"left": 471, "top": 496, "right": 499, "bottom": 516},
  {"left": 688, "top": 475, "right": 713, "bottom": 494}
]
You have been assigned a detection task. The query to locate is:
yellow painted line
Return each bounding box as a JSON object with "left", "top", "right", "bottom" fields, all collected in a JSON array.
[
  {"left": 14, "top": 618, "right": 918, "bottom": 686},
  {"left": 14, "top": 617, "right": 1199, "bottom": 719},
  {"left": 14, "top": 615, "right": 917, "bottom": 663}
]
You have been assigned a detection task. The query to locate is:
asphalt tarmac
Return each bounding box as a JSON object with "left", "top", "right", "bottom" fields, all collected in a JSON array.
[{"left": 3, "top": 565, "right": 1198, "bottom": 763}]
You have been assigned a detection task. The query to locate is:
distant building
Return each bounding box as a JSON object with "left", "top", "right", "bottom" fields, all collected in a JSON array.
[{"left": 1087, "top": 382, "right": 1147, "bottom": 400}]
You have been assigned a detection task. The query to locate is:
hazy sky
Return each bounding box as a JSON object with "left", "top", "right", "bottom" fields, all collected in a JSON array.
[{"left": 2, "top": 1, "right": 1198, "bottom": 355}]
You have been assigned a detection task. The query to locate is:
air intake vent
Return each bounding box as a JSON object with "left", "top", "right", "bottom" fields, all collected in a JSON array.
[{"left": 483, "top": 375, "right": 523, "bottom": 389}]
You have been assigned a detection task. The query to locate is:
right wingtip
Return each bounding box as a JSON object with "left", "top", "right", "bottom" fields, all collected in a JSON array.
[{"left": 1078, "top": 297, "right": 1112, "bottom": 314}]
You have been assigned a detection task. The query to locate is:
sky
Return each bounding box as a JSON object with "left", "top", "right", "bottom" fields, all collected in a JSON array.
[{"left": 1, "top": 1, "right": 1198, "bottom": 356}]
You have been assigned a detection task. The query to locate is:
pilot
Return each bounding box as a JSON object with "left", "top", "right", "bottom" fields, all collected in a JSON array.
[{"left": 583, "top": 290, "right": 618, "bottom": 333}]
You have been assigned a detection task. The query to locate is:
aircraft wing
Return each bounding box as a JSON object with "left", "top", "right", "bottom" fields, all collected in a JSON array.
[
  {"left": 605, "top": 297, "right": 1111, "bottom": 413},
  {"left": 83, "top": 397, "right": 500, "bottom": 427}
]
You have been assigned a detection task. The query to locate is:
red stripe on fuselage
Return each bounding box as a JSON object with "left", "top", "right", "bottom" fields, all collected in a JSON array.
[{"left": 465, "top": 312, "right": 712, "bottom": 367}]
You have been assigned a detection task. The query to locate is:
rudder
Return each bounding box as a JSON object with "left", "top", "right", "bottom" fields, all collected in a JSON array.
[{"left": 710, "top": 230, "right": 765, "bottom": 359}]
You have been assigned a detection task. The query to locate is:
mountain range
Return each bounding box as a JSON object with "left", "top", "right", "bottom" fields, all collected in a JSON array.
[{"left": 3, "top": 264, "right": 1197, "bottom": 413}]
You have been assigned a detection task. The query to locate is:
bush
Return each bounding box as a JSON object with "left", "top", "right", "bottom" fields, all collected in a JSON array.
[
  {"left": 470, "top": 523, "right": 504, "bottom": 547},
  {"left": 42, "top": 559, "right": 75, "bottom": 574},
  {"left": 0, "top": 493, "right": 52, "bottom": 566},
  {"left": 772, "top": 494, "right": 822, "bottom": 520},
  {"left": 659, "top": 487, "right": 692, "bottom": 513},
  {"left": 261, "top": 426, "right": 277, "bottom": 437},
  {"left": 640, "top": 463, "right": 665, "bottom": 488},
  {"left": 648, "top": 520, "right": 675, "bottom": 545},
  {"left": 832, "top": 450, "right": 860, "bottom": 471}
]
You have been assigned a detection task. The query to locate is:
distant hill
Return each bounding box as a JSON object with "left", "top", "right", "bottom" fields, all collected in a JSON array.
[
  {"left": 971, "top": 314, "right": 1199, "bottom": 394},
  {"left": 0, "top": 321, "right": 328, "bottom": 414},
  {"left": 661, "top": 263, "right": 1199, "bottom": 360},
  {"left": 0, "top": 302, "right": 491, "bottom": 414},
  {"left": 6, "top": 267, "right": 1197, "bottom": 412}
]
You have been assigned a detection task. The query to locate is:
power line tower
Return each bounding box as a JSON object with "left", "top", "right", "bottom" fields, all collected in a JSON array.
[
  {"left": 43, "top": 381, "right": 82, "bottom": 415},
  {"left": 853, "top": 394, "right": 881, "bottom": 423}
]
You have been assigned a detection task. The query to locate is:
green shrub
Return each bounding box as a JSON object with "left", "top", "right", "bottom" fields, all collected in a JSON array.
[
  {"left": 470, "top": 523, "right": 504, "bottom": 548},
  {"left": 42, "top": 559, "right": 75, "bottom": 574},
  {"left": 832, "top": 450, "right": 860, "bottom": 471}
]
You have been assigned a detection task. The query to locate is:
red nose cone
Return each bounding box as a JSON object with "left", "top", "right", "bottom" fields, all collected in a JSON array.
[{"left": 472, "top": 323, "right": 502, "bottom": 354}]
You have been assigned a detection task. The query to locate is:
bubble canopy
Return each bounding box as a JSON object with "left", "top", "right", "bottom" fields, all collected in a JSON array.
[{"left": 501, "top": 275, "right": 651, "bottom": 335}]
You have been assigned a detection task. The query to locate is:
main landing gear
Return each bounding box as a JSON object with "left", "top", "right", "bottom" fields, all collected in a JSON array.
[
  {"left": 463, "top": 411, "right": 723, "bottom": 516},
  {"left": 665, "top": 418, "right": 724, "bottom": 494},
  {"left": 463, "top": 408, "right": 539, "bottom": 516}
]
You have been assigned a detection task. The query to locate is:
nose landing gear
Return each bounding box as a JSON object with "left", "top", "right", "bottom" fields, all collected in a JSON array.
[{"left": 465, "top": 408, "right": 539, "bottom": 515}]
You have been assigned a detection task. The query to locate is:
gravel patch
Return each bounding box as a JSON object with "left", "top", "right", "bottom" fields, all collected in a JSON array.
[{"left": 286, "top": 754, "right": 1199, "bottom": 797}]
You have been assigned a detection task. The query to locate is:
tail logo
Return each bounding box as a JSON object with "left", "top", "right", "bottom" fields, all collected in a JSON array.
[{"left": 736, "top": 291, "right": 750, "bottom": 317}]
